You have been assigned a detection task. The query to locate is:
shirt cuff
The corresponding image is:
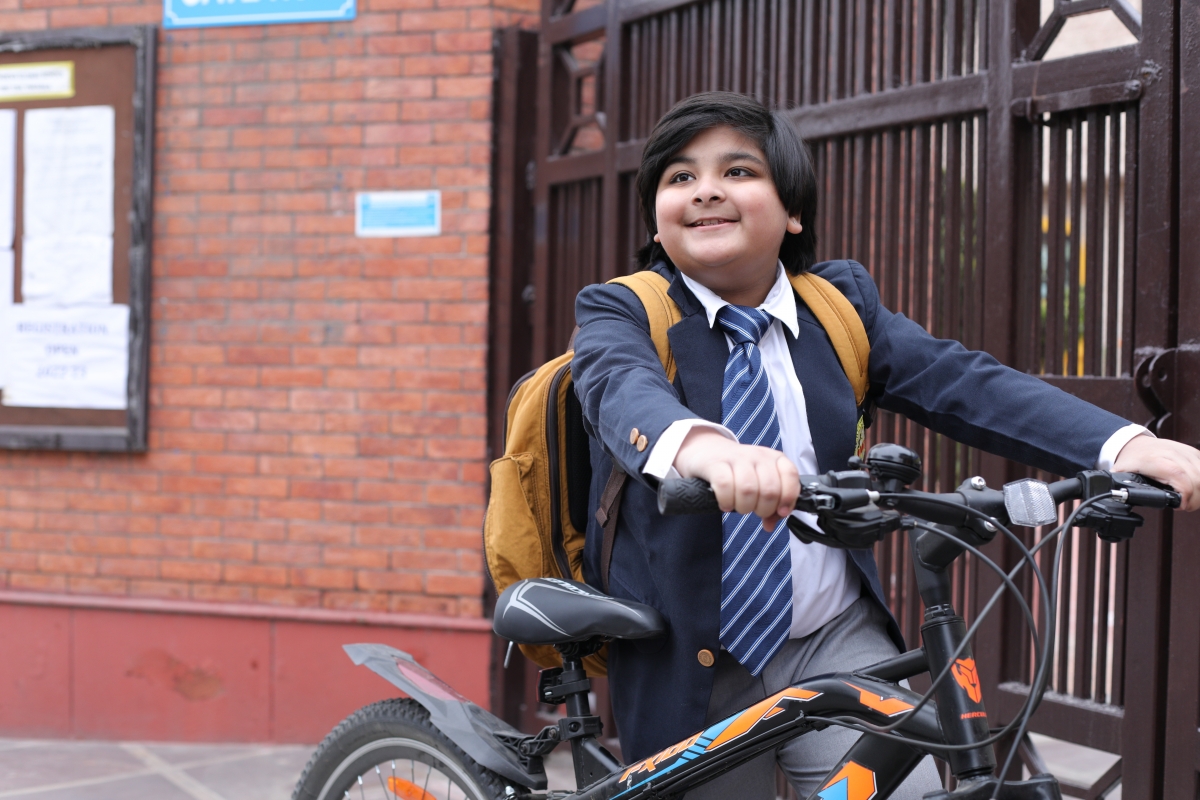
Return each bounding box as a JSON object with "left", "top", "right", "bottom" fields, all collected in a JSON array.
[
  {"left": 642, "top": 419, "right": 736, "bottom": 480},
  {"left": 1096, "top": 424, "right": 1154, "bottom": 471}
]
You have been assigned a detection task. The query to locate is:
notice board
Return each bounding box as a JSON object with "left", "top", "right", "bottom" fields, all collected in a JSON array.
[{"left": 0, "top": 27, "right": 155, "bottom": 452}]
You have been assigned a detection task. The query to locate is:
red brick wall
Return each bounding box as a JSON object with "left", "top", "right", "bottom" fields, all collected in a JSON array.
[{"left": 0, "top": 0, "right": 535, "bottom": 618}]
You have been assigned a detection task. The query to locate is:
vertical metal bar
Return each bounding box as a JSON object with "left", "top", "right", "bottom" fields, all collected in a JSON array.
[
  {"left": 1084, "top": 109, "right": 1103, "bottom": 376},
  {"left": 732, "top": 0, "right": 744, "bottom": 91},
  {"left": 930, "top": 0, "right": 942, "bottom": 81},
  {"left": 947, "top": 118, "right": 963, "bottom": 342},
  {"left": 1067, "top": 113, "right": 1083, "bottom": 375},
  {"left": 1046, "top": 120, "right": 1066, "bottom": 374},
  {"left": 1105, "top": 107, "right": 1121, "bottom": 377},
  {"left": 962, "top": 0, "right": 976, "bottom": 74},
  {"left": 665, "top": 12, "right": 677, "bottom": 110},
  {"left": 1120, "top": 108, "right": 1137, "bottom": 377},
  {"left": 1111, "top": 542, "right": 1127, "bottom": 707},
  {"left": 1095, "top": 541, "right": 1113, "bottom": 703},
  {"left": 1013, "top": 118, "right": 1036, "bottom": 372},
  {"left": 853, "top": 0, "right": 867, "bottom": 96},
  {"left": 945, "top": 0, "right": 961, "bottom": 77},
  {"left": 914, "top": 0, "right": 930, "bottom": 84},
  {"left": 1074, "top": 528, "right": 1098, "bottom": 699},
  {"left": 884, "top": 0, "right": 900, "bottom": 90},
  {"left": 752, "top": 0, "right": 765, "bottom": 99}
]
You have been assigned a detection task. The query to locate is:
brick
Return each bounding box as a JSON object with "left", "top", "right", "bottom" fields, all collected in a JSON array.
[
  {"left": 356, "top": 570, "right": 423, "bottom": 592},
  {"left": 192, "top": 540, "right": 255, "bottom": 560},
  {"left": 425, "top": 573, "right": 482, "bottom": 596},
  {"left": 322, "top": 501, "right": 390, "bottom": 523},
  {"left": 226, "top": 476, "right": 289, "bottom": 497},
  {"left": 224, "top": 564, "right": 289, "bottom": 586},
  {"left": 256, "top": 543, "right": 321, "bottom": 564},
  {"left": 50, "top": 7, "right": 108, "bottom": 25},
  {"left": 161, "top": 560, "right": 223, "bottom": 582},
  {"left": 287, "top": 521, "right": 353, "bottom": 544},
  {"left": 401, "top": 9, "right": 466, "bottom": 29},
  {"left": 291, "top": 567, "right": 355, "bottom": 589},
  {"left": 291, "top": 435, "right": 358, "bottom": 456}
]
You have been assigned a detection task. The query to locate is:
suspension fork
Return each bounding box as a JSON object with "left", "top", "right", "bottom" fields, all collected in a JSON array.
[{"left": 910, "top": 535, "right": 997, "bottom": 781}]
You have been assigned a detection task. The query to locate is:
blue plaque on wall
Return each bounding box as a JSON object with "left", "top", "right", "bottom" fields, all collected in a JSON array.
[{"left": 163, "top": 0, "right": 355, "bottom": 29}]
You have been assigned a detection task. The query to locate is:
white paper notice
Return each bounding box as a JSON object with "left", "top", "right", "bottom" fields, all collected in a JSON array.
[
  {"left": 0, "top": 109, "right": 14, "bottom": 249},
  {"left": 23, "top": 106, "right": 114, "bottom": 239},
  {"left": 20, "top": 235, "right": 113, "bottom": 305},
  {"left": 1, "top": 304, "right": 129, "bottom": 409}
]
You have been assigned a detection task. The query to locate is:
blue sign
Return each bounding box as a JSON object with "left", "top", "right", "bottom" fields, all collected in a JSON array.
[
  {"left": 356, "top": 191, "right": 441, "bottom": 238},
  {"left": 164, "top": 0, "right": 355, "bottom": 29}
]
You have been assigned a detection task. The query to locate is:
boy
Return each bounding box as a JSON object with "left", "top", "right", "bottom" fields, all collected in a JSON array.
[{"left": 571, "top": 92, "right": 1200, "bottom": 799}]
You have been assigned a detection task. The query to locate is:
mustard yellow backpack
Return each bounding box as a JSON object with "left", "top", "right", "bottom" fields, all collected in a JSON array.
[{"left": 484, "top": 270, "right": 871, "bottom": 674}]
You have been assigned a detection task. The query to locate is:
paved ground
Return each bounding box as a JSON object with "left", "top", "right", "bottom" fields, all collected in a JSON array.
[
  {"left": 0, "top": 738, "right": 315, "bottom": 800},
  {"left": 0, "top": 734, "right": 1116, "bottom": 799},
  {"left": 0, "top": 738, "right": 578, "bottom": 800}
]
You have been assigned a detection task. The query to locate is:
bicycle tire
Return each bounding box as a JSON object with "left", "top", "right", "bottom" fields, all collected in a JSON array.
[{"left": 293, "top": 698, "right": 514, "bottom": 800}]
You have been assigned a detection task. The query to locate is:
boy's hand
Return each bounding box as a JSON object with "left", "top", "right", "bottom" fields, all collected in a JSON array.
[
  {"left": 672, "top": 428, "right": 799, "bottom": 531},
  {"left": 1112, "top": 435, "right": 1200, "bottom": 511}
]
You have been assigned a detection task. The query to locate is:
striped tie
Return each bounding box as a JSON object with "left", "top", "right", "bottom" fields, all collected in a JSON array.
[{"left": 714, "top": 304, "right": 792, "bottom": 676}]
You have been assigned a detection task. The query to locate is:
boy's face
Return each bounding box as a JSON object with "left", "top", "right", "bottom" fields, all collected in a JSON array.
[{"left": 654, "top": 125, "right": 801, "bottom": 305}]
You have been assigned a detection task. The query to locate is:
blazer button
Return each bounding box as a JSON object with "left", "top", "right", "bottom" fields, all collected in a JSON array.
[
  {"left": 629, "top": 427, "right": 640, "bottom": 445},
  {"left": 636, "top": 435, "right": 648, "bottom": 452},
  {"left": 697, "top": 649, "right": 716, "bottom": 668}
]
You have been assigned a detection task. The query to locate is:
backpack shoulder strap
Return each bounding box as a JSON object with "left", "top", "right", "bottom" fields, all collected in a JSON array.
[
  {"left": 789, "top": 272, "right": 870, "bottom": 407},
  {"left": 608, "top": 272, "right": 682, "bottom": 383},
  {"left": 594, "top": 271, "right": 682, "bottom": 593}
]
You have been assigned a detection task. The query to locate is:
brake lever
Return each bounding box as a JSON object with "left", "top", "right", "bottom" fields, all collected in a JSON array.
[
  {"left": 1110, "top": 472, "right": 1182, "bottom": 509},
  {"left": 795, "top": 483, "right": 880, "bottom": 513}
]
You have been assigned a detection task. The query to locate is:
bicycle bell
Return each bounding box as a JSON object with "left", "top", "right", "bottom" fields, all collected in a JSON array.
[{"left": 865, "top": 443, "right": 922, "bottom": 490}]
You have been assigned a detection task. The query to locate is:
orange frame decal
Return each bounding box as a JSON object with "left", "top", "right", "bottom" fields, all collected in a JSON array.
[
  {"left": 842, "top": 681, "right": 915, "bottom": 717},
  {"left": 951, "top": 658, "right": 983, "bottom": 703},
  {"left": 817, "top": 761, "right": 878, "bottom": 800},
  {"left": 704, "top": 686, "right": 822, "bottom": 750}
]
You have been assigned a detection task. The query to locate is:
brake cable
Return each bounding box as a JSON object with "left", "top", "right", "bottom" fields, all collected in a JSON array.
[{"left": 808, "top": 493, "right": 1110, "bottom": 763}]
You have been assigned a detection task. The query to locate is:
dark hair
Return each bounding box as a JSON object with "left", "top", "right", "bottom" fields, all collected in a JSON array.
[{"left": 634, "top": 92, "right": 818, "bottom": 274}]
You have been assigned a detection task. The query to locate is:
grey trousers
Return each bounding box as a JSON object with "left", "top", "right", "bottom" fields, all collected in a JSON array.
[{"left": 682, "top": 595, "right": 943, "bottom": 800}]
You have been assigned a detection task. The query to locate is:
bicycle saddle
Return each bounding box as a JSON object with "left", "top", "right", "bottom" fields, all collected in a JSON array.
[{"left": 493, "top": 578, "right": 666, "bottom": 645}]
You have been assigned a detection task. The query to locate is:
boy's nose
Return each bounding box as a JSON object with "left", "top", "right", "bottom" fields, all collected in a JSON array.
[{"left": 691, "top": 181, "right": 724, "bottom": 203}]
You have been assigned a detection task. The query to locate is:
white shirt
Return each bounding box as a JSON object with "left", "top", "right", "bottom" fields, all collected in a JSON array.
[{"left": 642, "top": 264, "right": 1151, "bottom": 640}]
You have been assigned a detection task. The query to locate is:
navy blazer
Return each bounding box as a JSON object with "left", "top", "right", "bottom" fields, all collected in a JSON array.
[{"left": 571, "top": 259, "right": 1128, "bottom": 762}]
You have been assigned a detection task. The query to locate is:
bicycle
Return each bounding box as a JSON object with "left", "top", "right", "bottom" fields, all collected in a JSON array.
[{"left": 291, "top": 443, "right": 1181, "bottom": 800}]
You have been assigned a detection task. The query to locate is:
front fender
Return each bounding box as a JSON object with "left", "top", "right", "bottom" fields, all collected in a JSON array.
[{"left": 343, "top": 643, "right": 548, "bottom": 790}]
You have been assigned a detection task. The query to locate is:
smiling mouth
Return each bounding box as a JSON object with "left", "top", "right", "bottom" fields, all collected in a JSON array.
[{"left": 688, "top": 218, "right": 735, "bottom": 227}]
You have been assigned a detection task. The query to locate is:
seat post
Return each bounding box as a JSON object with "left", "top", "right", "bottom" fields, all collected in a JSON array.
[
  {"left": 542, "top": 642, "right": 621, "bottom": 789},
  {"left": 558, "top": 654, "right": 592, "bottom": 717}
]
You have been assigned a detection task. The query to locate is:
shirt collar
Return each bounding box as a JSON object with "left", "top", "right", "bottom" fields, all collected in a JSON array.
[{"left": 676, "top": 263, "right": 800, "bottom": 339}]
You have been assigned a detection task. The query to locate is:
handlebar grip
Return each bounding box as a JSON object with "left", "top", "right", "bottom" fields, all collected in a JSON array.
[
  {"left": 658, "top": 478, "right": 721, "bottom": 515},
  {"left": 1123, "top": 485, "right": 1182, "bottom": 509}
]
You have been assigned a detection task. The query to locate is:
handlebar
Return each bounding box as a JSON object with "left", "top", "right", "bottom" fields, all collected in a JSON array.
[{"left": 656, "top": 444, "right": 1181, "bottom": 551}]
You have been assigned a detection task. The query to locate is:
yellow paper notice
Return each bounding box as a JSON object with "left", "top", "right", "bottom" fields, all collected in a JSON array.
[{"left": 0, "top": 62, "right": 75, "bottom": 102}]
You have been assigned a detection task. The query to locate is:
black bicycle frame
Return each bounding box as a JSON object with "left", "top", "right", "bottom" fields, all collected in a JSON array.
[{"left": 557, "top": 535, "right": 1001, "bottom": 800}]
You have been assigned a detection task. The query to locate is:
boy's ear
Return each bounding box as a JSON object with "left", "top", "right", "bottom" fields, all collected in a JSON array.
[{"left": 786, "top": 214, "right": 803, "bottom": 235}]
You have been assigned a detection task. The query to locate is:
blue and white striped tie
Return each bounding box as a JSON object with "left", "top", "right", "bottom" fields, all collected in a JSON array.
[{"left": 715, "top": 304, "right": 792, "bottom": 676}]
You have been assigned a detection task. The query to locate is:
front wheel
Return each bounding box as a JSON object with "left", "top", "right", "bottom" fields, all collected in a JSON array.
[{"left": 293, "top": 698, "right": 512, "bottom": 800}]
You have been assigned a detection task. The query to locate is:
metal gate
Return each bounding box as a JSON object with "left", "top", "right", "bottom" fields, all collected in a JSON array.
[{"left": 488, "top": 0, "right": 1200, "bottom": 793}]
